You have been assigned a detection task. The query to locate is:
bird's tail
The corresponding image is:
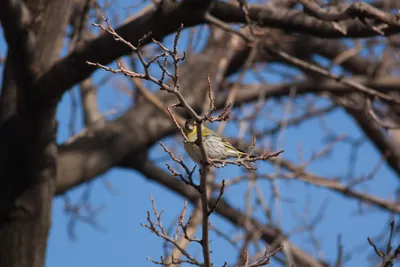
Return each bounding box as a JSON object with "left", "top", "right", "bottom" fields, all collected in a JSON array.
[{"left": 237, "top": 149, "right": 257, "bottom": 159}]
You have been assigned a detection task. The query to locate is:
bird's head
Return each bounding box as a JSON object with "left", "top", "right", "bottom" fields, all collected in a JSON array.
[{"left": 184, "top": 118, "right": 197, "bottom": 134}]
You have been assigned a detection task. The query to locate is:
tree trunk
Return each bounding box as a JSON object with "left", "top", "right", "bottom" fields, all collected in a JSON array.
[{"left": 0, "top": 0, "right": 72, "bottom": 266}]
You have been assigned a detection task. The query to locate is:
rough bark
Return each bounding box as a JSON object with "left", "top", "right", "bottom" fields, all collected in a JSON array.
[{"left": 0, "top": 0, "right": 72, "bottom": 266}]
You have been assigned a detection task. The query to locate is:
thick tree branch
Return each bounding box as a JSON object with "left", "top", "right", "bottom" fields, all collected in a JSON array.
[
  {"left": 33, "top": 0, "right": 400, "bottom": 107},
  {"left": 270, "top": 157, "right": 400, "bottom": 213},
  {"left": 211, "top": 1, "right": 400, "bottom": 38},
  {"left": 299, "top": 0, "right": 400, "bottom": 30},
  {"left": 33, "top": 0, "right": 210, "bottom": 105},
  {"left": 55, "top": 75, "right": 400, "bottom": 195},
  {"left": 234, "top": 76, "right": 400, "bottom": 99}
]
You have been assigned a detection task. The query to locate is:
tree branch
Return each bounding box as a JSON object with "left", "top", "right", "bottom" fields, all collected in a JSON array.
[
  {"left": 32, "top": 0, "right": 400, "bottom": 107},
  {"left": 211, "top": 1, "right": 400, "bottom": 38}
]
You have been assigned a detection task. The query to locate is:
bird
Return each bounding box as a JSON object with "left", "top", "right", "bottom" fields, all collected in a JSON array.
[{"left": 182, "top": 118, "right": 256, "bottom": 164}]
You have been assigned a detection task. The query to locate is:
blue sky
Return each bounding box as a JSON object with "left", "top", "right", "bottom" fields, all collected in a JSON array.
[{"left": 1, "top": 1, "right": 398, "bottom": 267}]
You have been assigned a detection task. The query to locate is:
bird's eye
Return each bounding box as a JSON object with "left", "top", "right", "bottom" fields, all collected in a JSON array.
[{"left": 185, "top": 122, "right": 192, "bottom": 131}]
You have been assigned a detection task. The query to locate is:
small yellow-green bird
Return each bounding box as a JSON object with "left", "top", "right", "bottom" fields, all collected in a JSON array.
[{"left": 182, "top": 118, "right": 256, "bottom": 164}]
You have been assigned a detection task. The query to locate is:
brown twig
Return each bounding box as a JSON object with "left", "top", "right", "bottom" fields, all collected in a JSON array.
[
  {"left": 166, "top": 106, "right": 187, "bottom": 139},
  {"left": 165, "top": 200, "right": 203, "bottom": 266},
  {"left": 334, "top": 234, "right": 344, "bottom": 267},
  {"left": 210, "top": 150, "right": 285, "bottom": 170},
  {"left": 366, "top": 98, "right": 400, "bottom": 129},
  {"left": 142, "top": 195, "right": 203, "bottom": 266},
  {"left": 246, "top": 245, "right": 284, "bottom": 267},
  {"left": 208, "top": 180, "right": 225, "bottom": 216},
  {"left": 158, "top": 141, "right": 199, "bottom": 191},
  {"left": 367, "top": 221, "right": 400, "bottom": 266}
]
